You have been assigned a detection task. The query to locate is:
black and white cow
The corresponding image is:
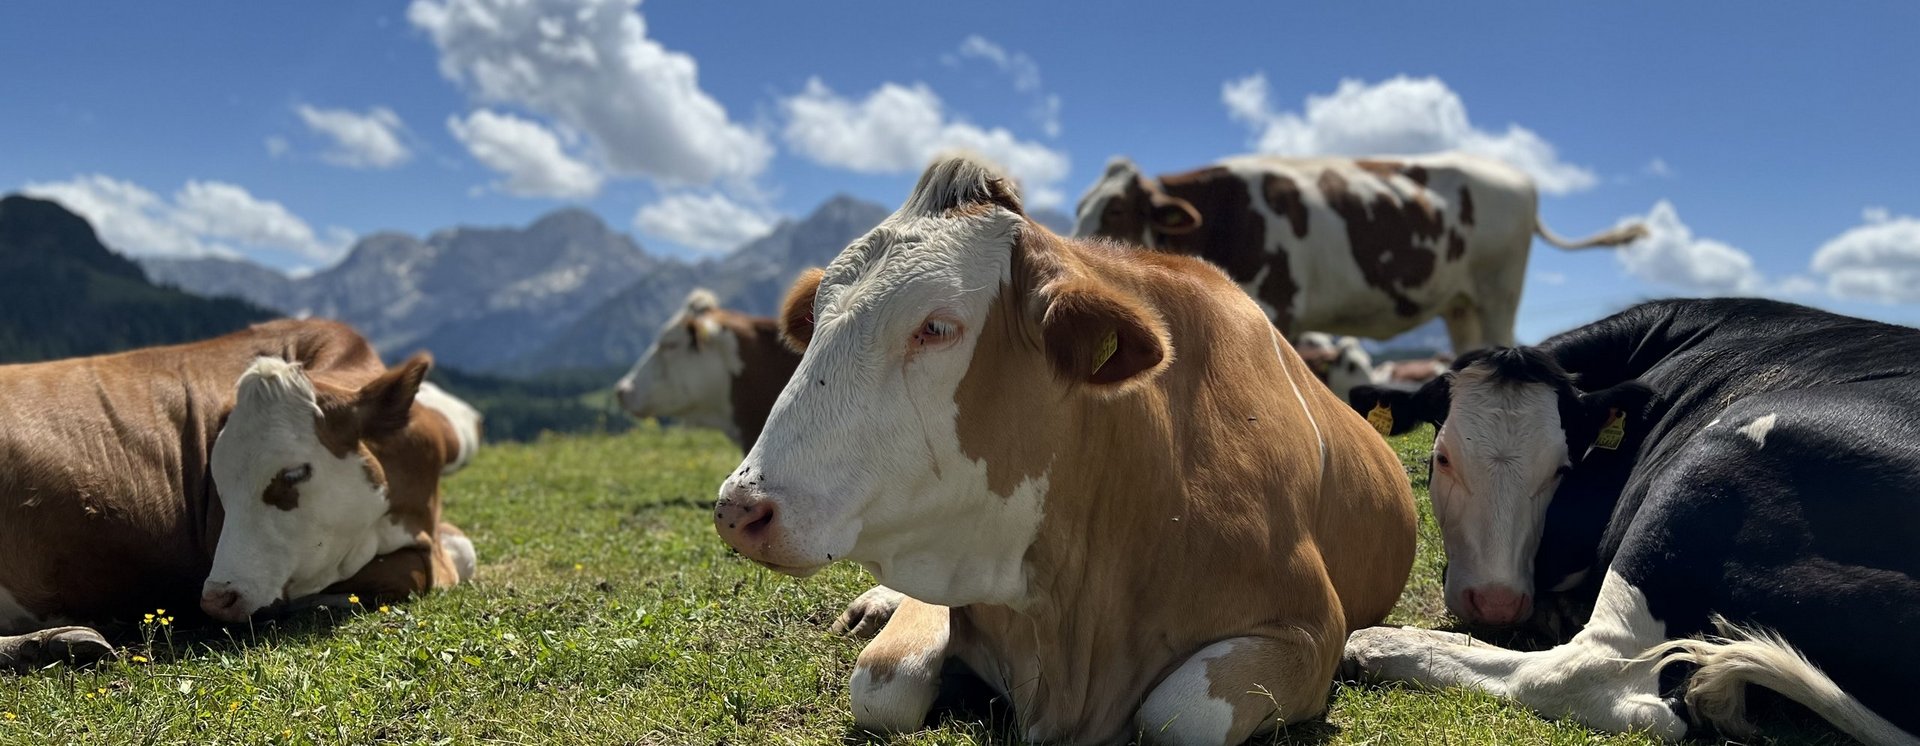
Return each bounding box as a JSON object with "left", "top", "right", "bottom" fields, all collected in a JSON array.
[{"left": 1344, "top": 298, "right": 1919, "bottom": 745}]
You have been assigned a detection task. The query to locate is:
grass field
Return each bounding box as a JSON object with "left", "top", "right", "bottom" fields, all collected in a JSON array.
[{"left": 0, "top": 425, "right": 1845, "bottom": 744}]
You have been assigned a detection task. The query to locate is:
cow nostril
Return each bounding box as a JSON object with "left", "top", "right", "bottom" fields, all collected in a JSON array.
[{"left": 739, "top": 502, "right": 776, "bottom": 538}]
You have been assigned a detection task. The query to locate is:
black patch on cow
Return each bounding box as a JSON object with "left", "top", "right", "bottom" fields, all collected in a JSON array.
[
  {"left": 1447, "top": 229, "right": 1466, "bottom": 261},
  {"left": 1318, "top": 168, "right": 1443, "bottom": 317},
  {"left": 1261, "top": 173, "right": 1309, "bottom": 239},
  {"left": 1458, "top": 185, "right": 1475, "bottom": 227}
]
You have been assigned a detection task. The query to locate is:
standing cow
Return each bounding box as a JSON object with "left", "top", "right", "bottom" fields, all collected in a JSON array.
[
  {"left": 0, "top": 320, "right": 477, "bottom": 667},
  {"left": 614, "top": 288, "right": 802, "bottom": 451},
  {"left": 1074, "top": 154, "right": 1646, "bottom": 351},
  {"left": 1346, "top": 299, "right": 1919, "bottom": 744},
  {"left": 714, "top": 155, "right": 1415, "bottom": 744}
]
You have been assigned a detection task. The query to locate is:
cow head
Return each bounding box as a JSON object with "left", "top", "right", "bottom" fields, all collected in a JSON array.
[
  {"left": 615, "top": 289, "right": 743, "bottom": 436},
  {"left": 1350, "top": 348, "right": 1653, "bottom": 626},
  {"left": 1294, "top": 332, "right": 1374, "bottom": 402},
  {"left": 715, "top": 155, "right": 1172, "bottom": 607},
  {"left": 1071, "top": 156, "right": 1202, "bottom": 244},
  {"left": 203, "top": 354, "right": 433, "bottom": 622}
]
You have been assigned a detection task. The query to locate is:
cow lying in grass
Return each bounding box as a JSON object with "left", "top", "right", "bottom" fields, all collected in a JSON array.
[
  {"left": 615, "top": 288, "right": 803, "bottom": 451},
  {"left": 0, "top": 319, "right": 477, "bottom": 668},
  {"left": 714, "top": 155, "right": 1416, "bottom": 744},
  {"left": 1346, "top": 298, "right": 1919, "bottom": 744}
]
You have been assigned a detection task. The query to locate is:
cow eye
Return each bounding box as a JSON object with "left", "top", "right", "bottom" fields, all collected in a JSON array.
[
  {"left": 279, "top": 464, "right": 312, "bottom": 484},
  {"left": 910, "top": 317, "right": 961, "bottom": 351},
  {"left": 1434, "top": 452, "right": 1451, "bottom": 469}
]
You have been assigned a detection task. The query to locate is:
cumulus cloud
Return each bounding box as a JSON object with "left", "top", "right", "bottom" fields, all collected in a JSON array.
[
  {"left": 1811, "top": 207, "right": 1920, "bottom": 303},
  {"left": 447, "top": 110, "right": 603, "bottom": 199},
  {"left": 22, "top": 175, "right": 354, "bottom": 266},
  {"left": 1613, "top": 200, "right": 1763, "bottom": 294},
  {"left": 295, "top": 104, "right": 412, "bottom": 169},
  {"left": 1222, "top": 74, "right": 1597, "bottom": 195},
  {"left": 949, "top": 35, "right": 1060, "bottom": 137},
  {"left": 409, "top": 0, "right": 771, "bottom": 186},
  {"left": 632, "top": 192, "right": 775, "bottom": 253},
  {"left": 780, "top": 77, "right": 1071, "bottom": 207}
]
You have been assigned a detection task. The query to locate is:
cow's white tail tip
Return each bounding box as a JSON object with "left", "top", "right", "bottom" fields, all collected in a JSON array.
[
  {"left": 1535, "top": 220, "right": 1648, "bottom": 250},
  {"left": 1651, "top": 617, "right": 1918, "bottom": 746}
]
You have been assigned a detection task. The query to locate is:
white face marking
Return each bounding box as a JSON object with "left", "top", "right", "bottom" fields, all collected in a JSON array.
[
  {"left": 1431, "top": 367, "right": 1569, "bottom": 618},
  {"left": 1737, "top": 413, "right": 1778, "bottom": 447},
  {"left": 414, "top": 382, "right": 481, "bottom": 474},
  {"left": 1071, "top": 159, "right": 1148, "bottom": 243},
  {"left": 0, "top": 584, "right": 39, "bottom": 634},
  {"left": 205, "top": 358, "right": 413, "bottom": 620},
  {"left": 615, "top": 305, "right": 742, "bottom": 436},
  {"left": 1136, "top": 637, "right": 1245, "bottom": 745},
  {"left": 723, "top": 205, "right": 1047, "bottom": 607}
]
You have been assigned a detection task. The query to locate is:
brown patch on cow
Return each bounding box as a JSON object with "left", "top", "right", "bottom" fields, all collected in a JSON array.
[
  {"left": 1358, "top": 159, "right": 1428, "bottom": 186},
  {"left": 1261, "top": 173, "right": 1309, "bottom": 239},
  {"left": 1155, "top": 168, "right": 1263, "bottom": 278},
  {"left": 1457, "top": 185, "right": 1475, "bottom": 226},
  {"left": 720, "top": 312, "right": 803, "bottom": 450},
  {"left": 1447, "top": 229, "right": 1467, "bottom": 261},
  {"left": 1318, "top": 168, "right": 1441, "bottom": 317},
  {"left": 261, "top": 478, "right": 300, "bottom": 511},
  {"left": 1260, "top": 248, "right": 1301, "bottom": 333}
]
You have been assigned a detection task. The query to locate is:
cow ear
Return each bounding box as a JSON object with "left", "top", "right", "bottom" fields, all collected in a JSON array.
[
  {"left": 1148, "top": 193, "right": 1202, "bottom": 235},
  {"left": 685, "top": 318, "right": 704, "bottom": 352},
  {"left": 1040, "top": 278, "right": 1169, "bottom": 388},
  {"left": 780, "top": 268, "right": 824, "bottom": 353},
  {"left": 1349, "top": 377, "right": 1452, "bottom": 436},
  {"left": 358, "top": 353, "right": 431, "bottom": 437},
  {"left": 1571, "top": 380, "right": 1657, "bottom": 451}
]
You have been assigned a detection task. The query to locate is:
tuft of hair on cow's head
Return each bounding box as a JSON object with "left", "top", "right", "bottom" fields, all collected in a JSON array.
[
  {"left": 779, "top": 267, "right": 825, "bottom": 354},
  {"left": 903, "top": 151, "right": 1024, "bottom": 217}
]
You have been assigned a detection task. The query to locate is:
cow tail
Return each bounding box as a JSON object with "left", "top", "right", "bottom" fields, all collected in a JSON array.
[
  {"left": 1649, "top": 617, "right": 1919, "bottom": 746},
  {"left": 1535, "top": 219, "right": 1648, "bottom": 250}
]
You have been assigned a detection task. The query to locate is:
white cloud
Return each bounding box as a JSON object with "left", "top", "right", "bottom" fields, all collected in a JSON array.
[
  {"left": 447, "top": 109, "right": 603, "bottom": 199},
  {"left": 950, "top": 35, "right": 1060, "bottom": 136},
  {"left": 633, "top": 192, "right": 775, "bottom": 253},
  {"left": 409, "top": 0, "right": 771, "bottom": 186},
  {"left": 1222, "top": 74, "right": 1597, "bottom": 195},
  {"left": 295, "top": 104, "right": 412, "bottom": 169},
  {"left": 1614, "top": 200, "right": 1762, "bottom": 294},
  {"left": 265, "top": 136, "right": 290, "bottom": 158},
  {"left": 1811, "top": 208, "right": 1920, "bottom": 303},
  {"left": 1643, "top": 157, "right": 1673, "bottom": 178},
  {"left": 22, "top": 175, "right": 354, "bottom": 266},
  {"left": 780, "top": 77, "right": 1071, "bottom": 207}
]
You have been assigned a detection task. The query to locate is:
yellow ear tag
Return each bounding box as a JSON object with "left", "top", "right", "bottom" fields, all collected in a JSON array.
[
  {"left": 1367, "top": 404, "right": 1394, "bottom": 436},
  {"left": 1091, "top": 330, "right": 1118, "bottom": 375},
  {"left": 1593, "top": 408, "right": 1626, "bottom": 451}
]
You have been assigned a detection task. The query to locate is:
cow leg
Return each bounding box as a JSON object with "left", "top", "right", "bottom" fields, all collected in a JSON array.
[
  {"left": 0, "top": 626, "right": 113, "bottom": 669},
  {"left": 437, "top": 522, "right": 477, "bottom": 585},
  {"left": 1472, "top": 292, "right": 1521, "bottom": 347},
  {"left": 849, "top": 597, "right": 956, "bottom": 734},
  {"left": 832, "top": 584, "right": 905, "bottom": 640},
  {"left": 1441, "top": 298, "right": 1486, "bottom": 353},
  {"left": 1344, "top": 569, "right": 1687, "bottom": 739},
  {"left": 1136, "top": 629, "right": 1335, "bottom": 745}
]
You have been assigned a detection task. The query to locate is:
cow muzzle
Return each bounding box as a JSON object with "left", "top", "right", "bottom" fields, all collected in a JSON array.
[
  {"left": 1459, "top": 584, "right": 1533, "bottom": 627},
  {"left": 714, "top": 476, "right": 826, "bottom": 577},
  {"left": 200, "top": 581, "right": 266, "bottom": 623}
]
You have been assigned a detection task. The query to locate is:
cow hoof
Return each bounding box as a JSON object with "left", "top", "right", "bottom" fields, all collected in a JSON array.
[
  {"left": 831, "top": 585, "right": 906, "bottom": 640},
  {"left": 1, "top": 626, "right": 115, "bottom": 669},
  {"left": 441, "top": 532, "right": 478, "bottom": 584}
]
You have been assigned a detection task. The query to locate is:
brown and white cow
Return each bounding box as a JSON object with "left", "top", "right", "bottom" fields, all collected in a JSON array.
[
  {"left": 613, "top": 288, "right": 803, "bottom": 451},
  {"left": 713, "top": 155, "right": 1416, "bottom": 744},
  {"left": 1074, "top": 154, "right": 1646, "bottom": 351},
  {"left": 0, "top": 319, "right": 476, "bottom": 667}
]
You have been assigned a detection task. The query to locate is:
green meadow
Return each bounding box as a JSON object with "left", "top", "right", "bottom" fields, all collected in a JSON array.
[{"left": 0, "top": 425, "right": 1843, "bottom": 744}]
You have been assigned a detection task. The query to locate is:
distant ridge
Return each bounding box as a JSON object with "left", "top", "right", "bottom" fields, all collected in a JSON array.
[{"left": 0, "top": 195, "right": 277, "bottom": 364}]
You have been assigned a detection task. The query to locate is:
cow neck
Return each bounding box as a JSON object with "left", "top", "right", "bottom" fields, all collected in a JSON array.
[{"left": 724, "top": 314, "right": 800, "bottom": 450}]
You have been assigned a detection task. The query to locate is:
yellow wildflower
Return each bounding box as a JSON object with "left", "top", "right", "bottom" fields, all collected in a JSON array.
[
  {"left": 143, "top": 613, "right": 154, "bottom": 622},
  {"left": 347, "top": 594, "right": 361, "bottom": 605},
  {"left": 85, "top": 693, "right": 95, "bottom": 700},
  {"left": 378, "top": 605, "right": 391, "bottom": 614},
  {"left": 131, "top": 655, "right": 149, "bottom": 663},
  {"left": 573, "top": 563, "right": 584, "bottom": 572},
  {"left": 228, "top": 701, "right": 240, "bottom": 712},
  {"left": 96, "top": 688, "right": 106, "bottom": 695},
  {"left": 3, "top": 712, "right": 15, "bottom": 721}
]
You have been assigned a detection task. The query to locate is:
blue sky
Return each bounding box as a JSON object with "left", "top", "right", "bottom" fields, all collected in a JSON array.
[{"left": 3, "top": 1, "right": 1916, "bottom": 341}]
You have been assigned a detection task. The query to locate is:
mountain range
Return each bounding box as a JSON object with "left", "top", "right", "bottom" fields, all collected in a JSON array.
[
  {"left": 0, "top": 195, "right": 274, "bottom": 364},
  {"left": 140, "top": 196, "right": 1077, "bottom": 376}
]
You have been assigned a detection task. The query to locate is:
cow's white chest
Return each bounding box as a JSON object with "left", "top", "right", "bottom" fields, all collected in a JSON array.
[{"left": 0, "top": 583, "right": 39, "bottom": 634}]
